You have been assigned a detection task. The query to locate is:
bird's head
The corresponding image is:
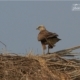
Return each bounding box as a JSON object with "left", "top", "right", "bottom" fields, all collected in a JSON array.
[{"left": 36, "top": 25, "right": 46, "bottom": 31}]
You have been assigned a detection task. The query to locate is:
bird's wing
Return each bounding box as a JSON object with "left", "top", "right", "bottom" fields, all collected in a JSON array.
[
  {"left": 45, "top": 31, "right": 58, "bottom": 39},
  {"left": 38, "top": 30, "right": 58, "bottom": 41}
]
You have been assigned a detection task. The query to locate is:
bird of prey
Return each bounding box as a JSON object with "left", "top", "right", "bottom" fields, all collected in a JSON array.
[{"left": 36, "top": 25, "right": 61, "bottom": 54}]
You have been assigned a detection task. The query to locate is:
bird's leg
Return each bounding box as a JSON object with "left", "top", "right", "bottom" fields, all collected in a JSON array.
[
  {"left": 47, "top": 46, "right": 50, "bottom": 54},
  {"left": 43, "top": 49, "right": 45, "bottom": 54},
  {"left": 41, "top": 43, "right": 46, "bottom": 54},
  {"left": 42, "top": 47, "right": 45, "bottom": 54}
]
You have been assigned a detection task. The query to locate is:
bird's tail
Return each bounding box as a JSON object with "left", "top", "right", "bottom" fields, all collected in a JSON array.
[{"left": 47, "top": 38, "right": 61, "bottom": 48}]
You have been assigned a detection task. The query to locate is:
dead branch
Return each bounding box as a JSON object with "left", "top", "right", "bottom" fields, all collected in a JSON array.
[
  {"left": 41, "top": 45, "right": 80, "bottom": 60},
  {"left": 53, "top": 45, "right": 80, "bottom": 56}
]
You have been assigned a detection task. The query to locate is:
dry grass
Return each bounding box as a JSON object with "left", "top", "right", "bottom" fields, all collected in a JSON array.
[
  {"left": 0, "top": 53, "right": 80, "bottom": 80},
  {"left": 0, "top": 45, "right": 80, "bottom": 80}
]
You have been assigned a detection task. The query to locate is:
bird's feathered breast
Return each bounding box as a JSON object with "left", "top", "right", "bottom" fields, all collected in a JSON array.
[{"left": 38, "top": 30, "right": 58, "bottom": 41}]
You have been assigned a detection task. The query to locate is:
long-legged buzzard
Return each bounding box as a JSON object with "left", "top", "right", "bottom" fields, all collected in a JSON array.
[{"left": 36, "top": 25, "right": 61, "bottom": 54}]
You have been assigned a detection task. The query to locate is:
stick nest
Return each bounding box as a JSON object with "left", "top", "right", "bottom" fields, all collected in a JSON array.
[{"left": 0, "top": 45, "right": 80, "bottom": 80}]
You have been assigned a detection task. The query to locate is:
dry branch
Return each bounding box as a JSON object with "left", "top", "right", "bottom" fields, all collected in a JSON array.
[
  {"left": 53, "top": 45, "right": 80, "bottom": 56},
  {"left": 41, "top": 45, "right": 80, "bottom": 60}
]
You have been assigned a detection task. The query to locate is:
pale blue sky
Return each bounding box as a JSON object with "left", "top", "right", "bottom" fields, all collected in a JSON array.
[{"left": 0, "top": 1, "right": 80, "bottom": 54}]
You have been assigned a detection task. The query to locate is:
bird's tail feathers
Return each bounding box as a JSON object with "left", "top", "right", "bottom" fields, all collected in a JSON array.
[{"left": 47, "top": 38, "right": 61, "bottom": 48}]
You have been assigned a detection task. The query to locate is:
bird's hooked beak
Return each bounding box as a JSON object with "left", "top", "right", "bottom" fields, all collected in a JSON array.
[{"left": 36, "top": 27, "right": 39, "bottom": 30}]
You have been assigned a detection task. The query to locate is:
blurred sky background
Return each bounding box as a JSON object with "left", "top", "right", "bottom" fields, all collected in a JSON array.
[{"left": 0, "top": 1, "right": 80, "bottom": 55}]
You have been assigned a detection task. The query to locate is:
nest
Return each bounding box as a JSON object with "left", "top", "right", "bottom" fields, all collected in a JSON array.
[{"left": 0, "top": 45, "right": 80, "bottom": 80}]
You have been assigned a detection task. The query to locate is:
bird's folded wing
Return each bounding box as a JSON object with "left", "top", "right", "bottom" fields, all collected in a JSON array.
[{"left": 38, "top": 30, "right": 59, "bottom": 41}]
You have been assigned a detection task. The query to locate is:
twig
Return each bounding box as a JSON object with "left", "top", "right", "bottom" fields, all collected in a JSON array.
[{"left": 53, "top": 45, "right": 80, "bottom": 56}]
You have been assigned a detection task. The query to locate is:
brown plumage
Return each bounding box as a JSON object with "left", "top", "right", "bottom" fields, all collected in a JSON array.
[{"left": 36, "top": 25, "right": 61, "bottom": 54}]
